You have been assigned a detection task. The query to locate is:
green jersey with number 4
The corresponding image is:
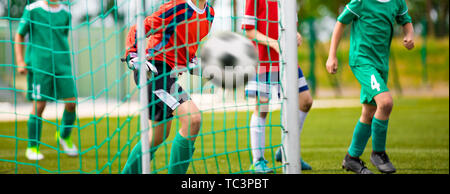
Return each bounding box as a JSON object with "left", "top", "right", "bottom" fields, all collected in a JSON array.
[
  {"left": 337, "top": 0, "right": 412, "bottom": 104},
  {"left": 338, "top": 0, "right": 412, "bottom": 72}
]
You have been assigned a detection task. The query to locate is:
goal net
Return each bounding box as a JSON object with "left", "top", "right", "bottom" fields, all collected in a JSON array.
[{"left": 0, "top": 0, "right": 300, "bottom": 174}]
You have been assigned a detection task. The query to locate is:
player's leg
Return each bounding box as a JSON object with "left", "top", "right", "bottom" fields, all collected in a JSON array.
[
  {"left": 121, "top": 120, "right": 172, "bottom": 174},
  {"left": 275, "top": 67, "right": 314, "bottom": 170},
  {"left": 26, "top": 100, "right": 46, "bottom": 160},
  {"left": 371, "top": 92, "right": 396, "bottom": 173},
  {"left": 342, "top": 104, "right": 375, "bottom": 174},
  {"left": 294, "top": 90, "right": 314, "bottom": 170},
  {"left": 25, "top": 70, "right": 49, "bottom": 160},
  {"left": 60, "top": 98, "right": 76, "bottom": 138},
  {"left": 342, "top": 65, "right": 388, "bottom": 174},
  {"left": 56, "top": 98, "right": 78, "bottom": 156},
  {"left": 253, "top": 97, "right": 269, "bottom": 160},
  {"left": 296, "top": 67, "right": 313, "bottom": 170},
  {"left": 372, "top": 92, "right": 393, "bottom": 150},
  {"left": 246, "top": 72, "right": 273, "bottom": 173},
  {"left": 168, "top": 100, "right": 202, "bottom": 174},
  {"left": 347, "top": 104, "right": 376, "bottom": 158},
  {"left": 248, "top": 97, "right": 274, "bottom": 173},
  {"left": 122, "top": 62, "right": 178, "bottom": 174},
  {"left": 54, "top": 69, "right": 79, "bottom": 156}
]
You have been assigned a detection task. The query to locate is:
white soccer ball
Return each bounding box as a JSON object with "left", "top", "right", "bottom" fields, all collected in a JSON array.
[{"left": 200, "top": 31, "right": 257, "bottom": 89}]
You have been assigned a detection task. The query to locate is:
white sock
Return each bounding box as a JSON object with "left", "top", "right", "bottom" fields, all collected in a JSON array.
[
  {"left": 250, "top": 113, "right": 266, "bottom": 163},
  {"left": 299, "top": 110, "right": 308, "bottom": 134}
]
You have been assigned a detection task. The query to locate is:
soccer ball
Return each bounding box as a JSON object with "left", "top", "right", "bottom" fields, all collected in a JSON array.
[{"left": 200, "top": 31, "right": 257, "bottom": 89}]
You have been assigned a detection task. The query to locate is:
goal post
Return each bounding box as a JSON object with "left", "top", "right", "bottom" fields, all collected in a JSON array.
[
  {"left": 280, "top": 0, "right": 302, "bottom": 174},
  {"left": 135, "top": 0, "right": 151, "bottom": 174}
]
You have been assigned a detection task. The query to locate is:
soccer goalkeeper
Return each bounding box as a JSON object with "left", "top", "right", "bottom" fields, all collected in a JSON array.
[
  {"left": 326, "top": 0, "right": 414, "bottom": 174},
  {"left": 15, "top": 0, "right": 78, "bottom": 160},
  {"left": 121, "top": 0, "right": 214, "bottom": 174}
]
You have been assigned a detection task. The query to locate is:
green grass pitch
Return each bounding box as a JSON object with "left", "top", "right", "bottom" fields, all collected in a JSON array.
[{"left": 0, "top": 97, "right": 448, "bottom": 174}]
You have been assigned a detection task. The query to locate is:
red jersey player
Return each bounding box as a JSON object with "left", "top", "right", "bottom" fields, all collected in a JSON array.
[
  {"left": 121, "top": 0, "right": 214, "bottom": 174},
  {"left": 242, "top": 0, "right": 313, "bottom": 173}
]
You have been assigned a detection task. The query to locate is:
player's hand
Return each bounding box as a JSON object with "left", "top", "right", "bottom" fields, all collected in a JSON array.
[
  {"left": 125, "top": 52, "right": 158, "bottom": 75},
  {"left": 17, "top": 61, "right": 28, "bottom": 75},
  {"left": 403, "top": 35, "right": 415, "bottom": 50},
  {"left": 269, "top": 41, "right": 280, "bottom": 54},
  {"left": 297, "top": 32, "right": 303, "bottom": 47},
  {"left": 326, "top": 57, "right": 339, "bottom": 74}
]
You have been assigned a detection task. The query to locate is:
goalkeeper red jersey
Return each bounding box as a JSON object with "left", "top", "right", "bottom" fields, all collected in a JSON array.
[
  {"left": 242, "top": 0, "right": 279, "bottom": 73},
  {"left": 125, "top": 0, "right": 214, "bottom": 69}
]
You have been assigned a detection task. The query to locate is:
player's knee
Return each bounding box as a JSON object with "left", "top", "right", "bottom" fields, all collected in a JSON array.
[
  {"left": 151, "top": 123, "right": 171, "bottom": 146},
  {"left": 361, "top": 111, "right": 375, "bottom": 123},
  {"left": 360, "top": 104, "right": 377, "bottom": 123},
  {"left": 300, "top": 96, "right": 313, "bottom": 112},
  {"left": 377, "top": 98, "right": 394, "bottom": 113},
  {"left": 256, "top": 98, "right": 270, "bottom": 117},
  {"left": 256, "top": 107, "right": 269, "bottom": 118},
  {"left": 31, "top": 102, "right": 46, "bottom": 117},
  {"left": 182, "top": 113, "right": 201, "bottom": 139},
  {"left": 65, "top": 103, "right": 76, "bottom": 112},
  {"left": 188, "top": 112, "right": 202, "bottom": 131}
]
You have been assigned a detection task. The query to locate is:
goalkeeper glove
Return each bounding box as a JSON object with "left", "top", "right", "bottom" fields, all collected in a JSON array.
[{"left": 122, "top": 52, "right": 158, "bottom": 75}]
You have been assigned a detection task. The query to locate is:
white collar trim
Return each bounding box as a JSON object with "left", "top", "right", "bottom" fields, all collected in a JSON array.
[
  {"left": 186, "top": 0, "right": 207, "bottom": 14},
  {"left": 38, "top": 1, "right": 67, "bottom": 13}
]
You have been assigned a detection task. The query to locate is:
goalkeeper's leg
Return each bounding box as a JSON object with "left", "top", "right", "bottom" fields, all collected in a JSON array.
[
  {"left": 168, "top": 100, "right": 202, "bottom": 174},
  {"left": 121, "top": 121, "right": 172, "bottom": 174}
]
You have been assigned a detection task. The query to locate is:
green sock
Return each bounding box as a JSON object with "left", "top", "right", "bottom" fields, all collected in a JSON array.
[
  {"left": 372, "top": 118, "right": 389, "bottom": 152},
  {"left": 60, "top": 110, "right": 76, "bottom": 139},
  {"left": 27, "top": 114, "right": 42, "bottom": 148},
  {"left": 121, "top": 141, "right": 156, "bottom": 174},
  {"left": 348, "top": 121, "right": 372, "bottom": 157},
  {"left": 168, "top": 133, "right": 195, "bottom": 174}
]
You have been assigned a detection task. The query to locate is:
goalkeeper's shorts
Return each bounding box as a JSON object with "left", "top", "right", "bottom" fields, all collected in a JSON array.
[
  {"left": 245, "top": 67, "right": 309, "bottom": 100},
  {"left": 133, "top": 61, "right": 190, "bottom": 122}
]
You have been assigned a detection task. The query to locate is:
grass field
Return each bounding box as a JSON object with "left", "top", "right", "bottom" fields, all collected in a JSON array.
[{"left": 0, "top": 97, "right": 448, "bottom": 174}]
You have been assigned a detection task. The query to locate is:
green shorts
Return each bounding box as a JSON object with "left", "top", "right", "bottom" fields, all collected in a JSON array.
[
  {"left": 26, "top": 68, "right": 77, "bottom": 102},
  {"left": 350, "top": 65, "right": 389, "bottom": 105}
]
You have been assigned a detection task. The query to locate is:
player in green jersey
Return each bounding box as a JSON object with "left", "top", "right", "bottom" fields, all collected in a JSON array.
[
  {"left": 15, "top": 0, "right": 78, "bottom": 160},
  {"left": 326, "top": 0, "right": 415, "bottom": 174}
]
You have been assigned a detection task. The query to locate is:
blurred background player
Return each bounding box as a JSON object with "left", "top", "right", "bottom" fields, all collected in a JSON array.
[
  {"left": 242, "top": 0, "right": 313, "bottom": 173},
  {"left": 14, "top": 0, "right": 78, "bottom": 160},
  {"left": 121, "top": 0, "right": 214, "bottom": 174},
  {"left": 326, "top": 0, "right": 414, "bottom": 174}
]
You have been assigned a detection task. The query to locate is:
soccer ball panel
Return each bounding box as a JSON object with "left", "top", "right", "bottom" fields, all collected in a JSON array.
[{"left": 200, "top": 31, "right": 257, "bottom": 89}]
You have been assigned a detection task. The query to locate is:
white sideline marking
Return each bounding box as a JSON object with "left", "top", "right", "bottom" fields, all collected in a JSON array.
[{"left": 0, "top": 96, "right": 360, "bottom": 122}]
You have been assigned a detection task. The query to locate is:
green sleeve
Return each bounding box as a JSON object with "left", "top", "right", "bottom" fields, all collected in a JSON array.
[
  {"left": 337, "top": 0, "right": 362, "bottom": 24},
  {"left": 396, "top": 0, "right": 412, "bottom": 25},
  {"left": 17, "top": 7, "right": 31, "bottom": 36},
  {"left": 65, "top": 12, "right": 72, "bottom": 35}
]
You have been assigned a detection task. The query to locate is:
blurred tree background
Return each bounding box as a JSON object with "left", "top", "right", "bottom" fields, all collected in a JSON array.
[
  {"left": 297, "top": 0, "right": 449, "bottom": 38},
  {"left": 1, "top": 0, "right": 449, "bottom": 37}
]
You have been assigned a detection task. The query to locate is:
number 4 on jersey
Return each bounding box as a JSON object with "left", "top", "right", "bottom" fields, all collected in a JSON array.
[{"left": 371, "top": 75, "right": 381, "bottom": 92}]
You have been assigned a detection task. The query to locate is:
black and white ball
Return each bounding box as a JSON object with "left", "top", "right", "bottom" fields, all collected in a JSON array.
[{"left": 200, "top": 31, "right": 257, "bottom": 89}]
